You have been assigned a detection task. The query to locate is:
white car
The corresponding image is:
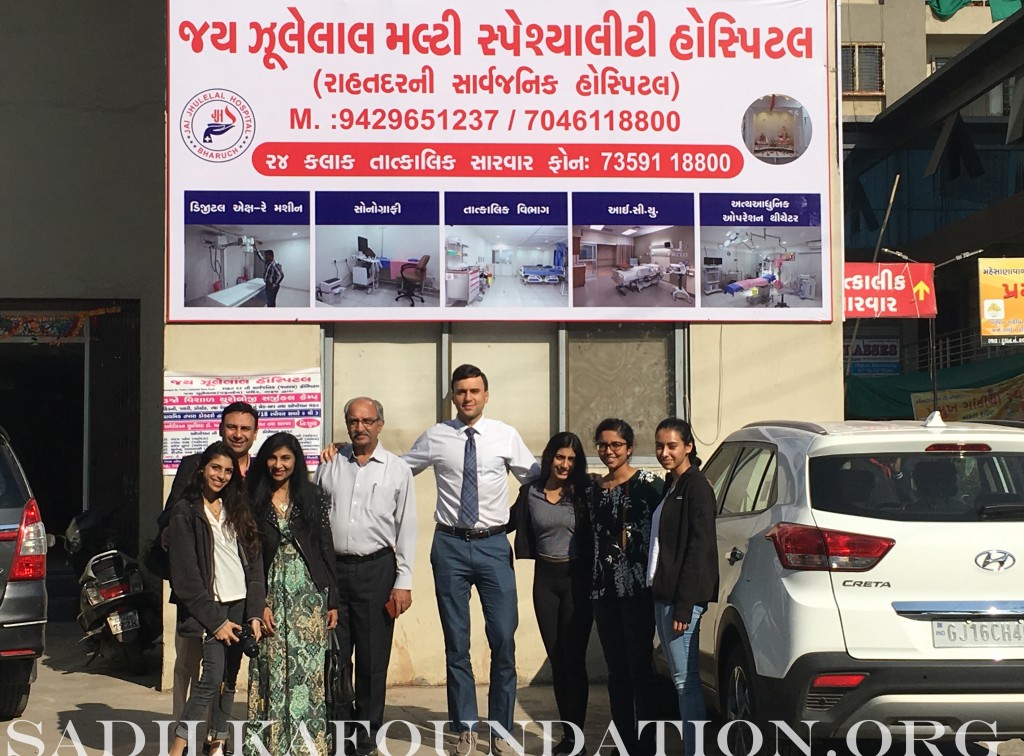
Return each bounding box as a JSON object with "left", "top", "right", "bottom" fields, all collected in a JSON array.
[{"left": 699, "top": 414, "right": 1024, "bottom": 750}]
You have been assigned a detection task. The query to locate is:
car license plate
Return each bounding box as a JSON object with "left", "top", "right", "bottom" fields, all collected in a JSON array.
[
  {"left": 106, "top": 610, "right": 140, "bottom": 635},
  {"left": 932, "top": 619, "right": 1024, "bottom": 648}
]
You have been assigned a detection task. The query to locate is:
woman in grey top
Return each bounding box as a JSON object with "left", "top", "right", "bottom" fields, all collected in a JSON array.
[{"left": 508, "top": 432, "right": 592, "bottom": 756}]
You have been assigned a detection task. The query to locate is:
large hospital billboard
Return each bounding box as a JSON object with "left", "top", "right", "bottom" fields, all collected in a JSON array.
[{"left": 167, "top": 1, "right": 836, "bottom": 322}]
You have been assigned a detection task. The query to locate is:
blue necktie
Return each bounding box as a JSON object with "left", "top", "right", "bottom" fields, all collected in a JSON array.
[{"left": 459, "top": 427, "right": 478, "bottom": 527}]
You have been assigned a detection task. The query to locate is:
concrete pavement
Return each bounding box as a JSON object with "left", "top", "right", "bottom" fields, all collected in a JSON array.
[{"left": 6, "top": 622, "right": 1024, "bottom": 755}]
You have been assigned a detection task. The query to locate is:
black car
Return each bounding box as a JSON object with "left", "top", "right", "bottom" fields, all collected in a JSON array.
[{"left": 0, "top": 426, "right": 47, "bottom": 720}]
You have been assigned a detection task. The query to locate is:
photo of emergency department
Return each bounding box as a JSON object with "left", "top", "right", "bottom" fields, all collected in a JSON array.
[
  {"left": 183, "top": 224, "right": 311, "bottom": 308},
  {"left": 314, "top": 225, "right": 441, "bottom": 308},
  {"left": 444, "top": 225, "right": 569, "bottom": 308},
  {"left": 698, "top": 226, "right": 823, "bottom": 308},
  {"left": 571, "top": 225, "right": 696, "bottom": 308}
]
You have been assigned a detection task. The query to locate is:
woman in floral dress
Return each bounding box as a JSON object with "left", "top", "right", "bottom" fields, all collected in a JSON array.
[
  {"left": 588, "top": 418, "right": 663, "bottom": 756},
  {"left": 244, "top": 432, "right": 338, "bottom": 756}
]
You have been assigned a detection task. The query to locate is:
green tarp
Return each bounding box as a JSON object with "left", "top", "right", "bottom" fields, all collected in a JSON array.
[
  {"left": 845, "top": 352, "right": 1024, "bottom": 419},
  {"left": 928, "top": 0, "right": 1022, "bottom": 21}
]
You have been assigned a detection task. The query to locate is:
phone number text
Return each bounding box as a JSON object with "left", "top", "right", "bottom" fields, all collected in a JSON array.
[{"left": 305, "top": 107, "right": 682, "bottom": 133}]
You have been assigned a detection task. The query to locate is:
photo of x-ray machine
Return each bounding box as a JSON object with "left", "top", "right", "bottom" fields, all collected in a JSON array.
[{"left": 202, "top": 233, "right": 272, "bottom": 291}]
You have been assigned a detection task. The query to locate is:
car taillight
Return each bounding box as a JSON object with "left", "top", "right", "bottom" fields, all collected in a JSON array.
[
  {"left": 98, "top": 580, "right": 131, "bottom": 600},
  {"left": 9, "top": 499, "right": 47, "bottom": 581},
  {"left": 766, "top": 523, "right": 894, "bottom": 572}
]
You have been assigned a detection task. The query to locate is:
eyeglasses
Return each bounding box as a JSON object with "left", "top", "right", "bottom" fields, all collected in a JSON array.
[
  {"left": 596, "top": 441, "right": 628, "bottom": 452},
  {"left": 345, "top": 418, "right": 380, "bottom": 428}
]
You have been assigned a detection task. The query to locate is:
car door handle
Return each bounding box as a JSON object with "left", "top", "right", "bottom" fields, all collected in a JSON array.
[{"left": 727, "top": 547, "right": 744, "bottom": 565}]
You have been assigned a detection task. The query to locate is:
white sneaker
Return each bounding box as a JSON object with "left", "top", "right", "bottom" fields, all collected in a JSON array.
[{"left": 453, "top": 731, "right": 477, "bottom": 756}]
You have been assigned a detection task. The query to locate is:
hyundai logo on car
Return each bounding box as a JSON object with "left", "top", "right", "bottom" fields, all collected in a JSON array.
[{"left": 975, "top": 549, "right": 1016, "bottom": 571}]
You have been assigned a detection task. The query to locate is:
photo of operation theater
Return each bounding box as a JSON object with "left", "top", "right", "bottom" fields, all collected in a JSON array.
[
  {"left": 183, "top": 224, "right": 311, "bottom": 308},
  {"left": 444, "top": 225, "right": 568, "bottom": 308},
  {"left": 571, "top": 225, "right": 696, "bottom": 307},
  {"left": 698, "top": 226, "right": 823, "bottom": 308},
  {"left": 314, "top": 225, "right": 441, "bottom": 308}
]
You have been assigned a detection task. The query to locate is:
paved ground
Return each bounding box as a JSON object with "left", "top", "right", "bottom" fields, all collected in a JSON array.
[{"left": 6, "top": 622, "right": 1024, "bottom": 755}]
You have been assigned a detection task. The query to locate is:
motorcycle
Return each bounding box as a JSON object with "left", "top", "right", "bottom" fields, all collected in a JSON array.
[{"left": 63, "top": 510, "right": 160, "bottom": 674}]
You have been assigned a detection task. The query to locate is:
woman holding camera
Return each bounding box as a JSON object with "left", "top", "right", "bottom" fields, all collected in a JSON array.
[
  {"left": 168, "top": 442, "right": 264, "bottom": 756},
  {"left": 244, "top": 432, "right": 338, "bottom": 756}
]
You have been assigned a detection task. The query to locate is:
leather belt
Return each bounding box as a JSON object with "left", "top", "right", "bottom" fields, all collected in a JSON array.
[
  {"left": 434, "top": 523, "right": 506, "bottom": 541},
  {"left": 335, "top": 546, "right": 393, "bottom": 564}
]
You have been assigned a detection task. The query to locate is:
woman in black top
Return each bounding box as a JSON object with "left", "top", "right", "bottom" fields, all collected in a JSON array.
[
  {"left": 649, "top": 418, "right": 718, "bottom": 756},
  {"left": 588, "top": 418, "right": 662, "bottom": 756},
  {"left": 168, "top": 442, "right": 264, "bottom": 756},
  {"left": 243, "top": 432, "right": 339, "bottom": 756},
  {"left": 509, "top": 432, "right": 592, "bottom": 755}
]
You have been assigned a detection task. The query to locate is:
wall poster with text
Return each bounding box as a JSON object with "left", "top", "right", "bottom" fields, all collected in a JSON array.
[
  {"left": 168, "top": 1, "right": 835, "bottom": 323},
  {"left": 162, "top": 369, "right": 323, "bottom": 473}
]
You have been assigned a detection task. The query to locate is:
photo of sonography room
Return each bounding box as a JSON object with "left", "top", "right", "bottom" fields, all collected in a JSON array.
[
  {"left": 571, "top": 225, "right": 695, "bottom": 307},
  {"left": 699, "top": 226, "right": 823, "bottom": 308},
  {"left": 183, "top": 224, "right": 311, "bottom": 308},
  {"left": 445, "top": 225, "right": 568, "bottom": 308},
  {"left": 314, "top": 226, "right": 441, "bottom": 308}
]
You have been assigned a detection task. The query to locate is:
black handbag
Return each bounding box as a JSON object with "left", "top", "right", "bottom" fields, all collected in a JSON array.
[
  {"left": 142, "top": 534, "right": 171, "bottom": 580},
  {"left": 324, "top": 631, "right": 354, "bottom": 719}
]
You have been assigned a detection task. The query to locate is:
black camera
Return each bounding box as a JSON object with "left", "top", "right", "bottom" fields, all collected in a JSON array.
[{"left": 238, "top": 626, "right": 260, "bottom": 659}]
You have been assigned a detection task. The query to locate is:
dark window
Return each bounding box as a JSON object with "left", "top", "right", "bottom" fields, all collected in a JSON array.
[
  {"left": 809, "top": 453, "right": 1024, "bottom": 522},
  {"left": 703, "top": 443, "right": 742, "bottom": 510},
  {"left": 842, "top": 44, "right": 884, "bottom": 95},
  {"left": 720, "top": 446, "right": 776, "bottom": 516}
]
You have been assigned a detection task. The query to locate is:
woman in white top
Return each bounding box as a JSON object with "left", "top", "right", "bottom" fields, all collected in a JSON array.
[{"left": 168, "top": 441, "right": 265, "bottom": 756}]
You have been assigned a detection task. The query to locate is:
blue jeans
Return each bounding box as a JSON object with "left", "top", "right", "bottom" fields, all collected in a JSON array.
[
  {"left": 654, "top": 602, "right": 705, "bottom": 756},
  {"left": 430, "top": 530, "right": 519, "bottom": 733}
]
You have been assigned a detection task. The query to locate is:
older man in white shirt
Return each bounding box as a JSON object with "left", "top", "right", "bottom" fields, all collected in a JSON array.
[
  {"left": 403, "top": 364, "right": 538, "bottom": 756},
  {"left": 316, "top": 397, "right": 416, "bottom": 756}
]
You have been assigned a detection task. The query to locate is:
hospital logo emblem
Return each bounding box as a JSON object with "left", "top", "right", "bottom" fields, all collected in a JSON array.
[{"left": 180, "top": 89, "right": 255, "bottom": 163}]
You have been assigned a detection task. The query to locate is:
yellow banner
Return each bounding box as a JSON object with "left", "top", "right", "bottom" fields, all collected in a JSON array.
[
  {"left": 911, "top": 372, "right": 1024, "bottom": 421},
  {"left": 979, "top": 258, "right": 1024, "bottom": 344}
]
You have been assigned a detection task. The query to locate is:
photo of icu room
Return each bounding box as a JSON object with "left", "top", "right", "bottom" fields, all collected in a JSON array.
[
  {"left": 698, "top": 226, "right": 822, "bottom": 308},
  {"left": 313, "top": 226, "right": 441, "bottom": 308},
  {"left": 445, "top": 225, "right": 568, "bottom": 308},
  {"left": 571, "top": 225, "right": 696, "bottom": 308},
  {"left": 183, "top": 224, "right": 311, "bottom": 307}
]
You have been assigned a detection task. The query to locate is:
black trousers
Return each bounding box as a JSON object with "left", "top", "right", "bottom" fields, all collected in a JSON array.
[
  {"left": 532, "top": 559, "right": 593, "bottom": 738},
  {"left": 265, "top": 284, "right": 280, "bottom": 307},
  {"left": 333, "top": 550, "right": 397, "bottom": 743},
  {"left": 592, "top": 593, "right": 658, "bottom": 756}
]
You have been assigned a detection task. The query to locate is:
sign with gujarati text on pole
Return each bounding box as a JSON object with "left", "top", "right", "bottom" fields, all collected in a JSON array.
[
  {"left": 162, "top": 369, "right": 322, "bottom": 473},
  {"left": 979, "top": 258, "right": 1024, "bottom": 345},
  {"left": 167, "top": 1, "right": 835, "bottom": 323},
  {"left": 843, "top": 262, "right": 936, "bottom": 319}
]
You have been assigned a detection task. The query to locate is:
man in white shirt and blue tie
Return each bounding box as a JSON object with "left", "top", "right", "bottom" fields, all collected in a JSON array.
[{"left": 404, "top": 364, "right": 539, "bottom": 756}]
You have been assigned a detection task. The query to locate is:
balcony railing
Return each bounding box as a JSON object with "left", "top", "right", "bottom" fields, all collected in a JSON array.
[{"left": 901, "top": 325, "right": 1024, "bottom": 373}]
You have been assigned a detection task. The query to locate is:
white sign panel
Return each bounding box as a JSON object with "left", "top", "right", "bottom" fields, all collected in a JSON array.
[
  {"left": 168, "top": 1, "right": 834, "bottom": 322},
  {"left": 162, "top": 369, "right": 323, "bottom": 473}
]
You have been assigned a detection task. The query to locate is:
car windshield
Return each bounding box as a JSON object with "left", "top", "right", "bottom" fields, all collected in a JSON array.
[
  {"left": 809, "top": 452, "right": 1024, "bottom": 522},
  {"left": 0, "top": 442, "right": 31, "bottom": 509}
]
